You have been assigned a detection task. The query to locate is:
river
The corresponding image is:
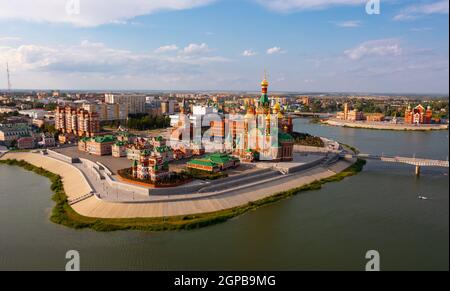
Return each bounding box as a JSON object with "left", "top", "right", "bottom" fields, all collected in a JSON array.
[{"left": 0, "top": 119, "right": 448, "bottom": 271}]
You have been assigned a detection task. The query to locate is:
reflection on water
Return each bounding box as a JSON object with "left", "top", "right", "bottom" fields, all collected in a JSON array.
[{"left": 0, "top": 119, "right": 448, "bottom": 271}]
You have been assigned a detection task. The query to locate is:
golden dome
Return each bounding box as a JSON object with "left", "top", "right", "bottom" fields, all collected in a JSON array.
[
  {"left": 265, "top": 114, "right": 271, "bottom": 120},
  {"left": 261, "top": 79, "right": 269, "bottom": 87},
  {"left": 273, "top": 102, "right": 281, "bottom": 112}
]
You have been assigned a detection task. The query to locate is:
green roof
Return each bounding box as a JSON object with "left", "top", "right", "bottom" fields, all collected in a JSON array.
[
  {"left": 115, "top": 141, "right": 126, "bottom": 147},
  {"left": 188, "top": 153, "right": 239, "bottom": 168},
  {"left": 93, "top": 135, "right": 116, "bottom": 143},
  {"left": 207, "top": 153, "right": 239, "bottom": 164},
  {"left": 278, "top": 132, "right": 293, "bottom": 142},
  {"left": 155, "top": 145, "right": 172, "bottom": 153},
  {"left": 188, "top": 160, "right": 217, "bottom": 167}
]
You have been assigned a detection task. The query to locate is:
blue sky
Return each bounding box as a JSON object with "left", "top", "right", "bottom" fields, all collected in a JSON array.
[{"left": 0, "top": 0, "right": 448, "bottom": 94}]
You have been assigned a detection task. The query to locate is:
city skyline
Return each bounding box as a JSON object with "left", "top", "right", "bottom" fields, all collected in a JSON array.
[{"left": 0, "top": 0, "right": 449, "bottom": 94}]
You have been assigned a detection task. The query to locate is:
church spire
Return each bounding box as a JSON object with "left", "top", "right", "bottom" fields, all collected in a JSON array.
[{"left": 260, "top": 71, "right": 269, "bottom": 107}]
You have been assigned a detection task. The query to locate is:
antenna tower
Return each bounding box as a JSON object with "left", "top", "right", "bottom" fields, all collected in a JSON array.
[{"left": 6, "top": 62, "right": 12, "bottom": 94}]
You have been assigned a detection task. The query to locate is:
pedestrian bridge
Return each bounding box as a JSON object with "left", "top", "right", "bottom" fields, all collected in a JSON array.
[{"left": 341, "top": 153, "right": 449, "bottom": 175}]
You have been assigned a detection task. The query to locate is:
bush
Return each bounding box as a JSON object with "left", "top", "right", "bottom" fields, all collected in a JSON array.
[{"left": 291, "top": 132, "right": 325, "bottom": 147}]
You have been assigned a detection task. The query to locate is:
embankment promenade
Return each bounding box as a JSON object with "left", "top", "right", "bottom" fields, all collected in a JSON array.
[
  {"left": 326, "top": 119, "right": 449, "bottom": 131},
  {"left": 1, "top": 151, "right": 361, "bottom": 231}
]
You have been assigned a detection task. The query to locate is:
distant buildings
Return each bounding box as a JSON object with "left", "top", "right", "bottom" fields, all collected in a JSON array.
[
  {"left": 161, "top": 100, "right": 177, "bottom": 115},
  {"left": 405, "top": 104, "right": 433, "bottom": 125},
  {"left": 55, "top": 105, "right": 100, "bottom": 138},
  {"left": 18, "top": 109, "right": 50, "bottom": 119},
  {"left": 104, "top": 94, "right": 146, "bottom": 114},
  {"left": 38, "top": 133, "right": 56, "bottom": 148},
  {"left": 0, "top": 123, "right": 32, "bottom": 146},
  {"left": 82, "top": 103, "right": 128, "bottom": 121},
  {"left": 299, "top": 96, "right": 310, "bottom": 106},
  {"left": 365, "top": 113, "right": 385, "bottom": 122},
  {"left": 337, "top": 103, "right": 380, "bottom": 122},
  {"left": 337, "top": 103, "right": 365, "bottom": 121},
  {"left": 0, "top": 107, "right": 17, "bottom": 114},
  {"left": 0, "top": 121, "right": 57, "bottom": 149}
]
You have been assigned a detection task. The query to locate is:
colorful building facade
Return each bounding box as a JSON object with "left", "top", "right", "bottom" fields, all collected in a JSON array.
[
  {"left": 131, "top": 150, "right": 170, "bottom": 183},
  {"left": 55, "top": 105, "right": 100, "bottom": 138},
  {"left": 232, "top": 76, "right": 294, "bottom": 162},
  {"left": 405, "top": 104, "right": 433, "bottom": 125},
  {"left": 78, "top": 135, "right": 116, "bottom": 156}
]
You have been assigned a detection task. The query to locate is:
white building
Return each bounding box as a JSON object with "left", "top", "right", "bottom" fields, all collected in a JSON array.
[
  {"left": 0, "top": 107, "right": 17, "bottom": 114},
  {"left": 18, "top": 109, "right": 50, "bottom": 119},
  {"left": 192, "top": 105, "right": 218, "bottom": 116}
]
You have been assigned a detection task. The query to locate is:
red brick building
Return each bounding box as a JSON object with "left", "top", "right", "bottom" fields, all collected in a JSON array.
[{"left": 405, "top": 105, "right": 433, "bottom": 125}]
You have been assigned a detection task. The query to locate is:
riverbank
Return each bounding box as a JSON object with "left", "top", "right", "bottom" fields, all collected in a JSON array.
[
  {"left": 0, "top": 152, "right": 364, "bottom": 232},
  {"left": 325, "top": 119, "right": 448, "bottom": 131}
]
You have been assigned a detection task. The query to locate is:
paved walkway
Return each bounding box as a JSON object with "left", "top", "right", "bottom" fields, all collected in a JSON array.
[{"left": 1, "top": 152, "right": 354, "bottom": 219}]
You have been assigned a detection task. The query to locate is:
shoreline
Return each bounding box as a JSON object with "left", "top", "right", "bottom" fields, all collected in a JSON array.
[
  {"left": 0, "top": 152, "right": 365, "bottom": 232},
  {"left": 324, "top": 119, "right": 449, "bottom": 132}
]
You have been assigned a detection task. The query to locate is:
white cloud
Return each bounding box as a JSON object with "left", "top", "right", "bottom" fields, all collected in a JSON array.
[
  {"left": 267, "top": 47, "right": 285, "bottom": 55},
  {"left": 0, "top": 40, "right": 229, "bottom": 76},
  {"left": 394, "top": 0, "right": 449, "bottom": 21},
  {"left": 0, "top": 36, "right": 22, "bottom": 42},
  {"left": 0, "top": 0, "right": 216, "bottom": 27},
  {"left": 154, "top": 44, "right": 179, "bottom": 53},
  {"left": 333, "top": 20, "right": 361, "bottom": 28},
  {"left": 242, "top": 49, "right": 257, "bottom": 57},
  {"left": 344, "top": 39, "right": 403, "bottom": 60},
  {"left": 180, "top": 43, "right": 212, "bottom": 55},
  {"left": 255, "top": 0, "right": 362, "bottom": 12}
]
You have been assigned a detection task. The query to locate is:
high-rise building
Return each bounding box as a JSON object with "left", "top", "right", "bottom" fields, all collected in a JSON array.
[
  {"left": 104, "top": 93, "right": 146, "bottom": 114},
  {"left": 82, "top": 103, "right": 128, "bottom": 121},
  {"left": 55, "top": 105, "right": 100, "bottom": 137}
]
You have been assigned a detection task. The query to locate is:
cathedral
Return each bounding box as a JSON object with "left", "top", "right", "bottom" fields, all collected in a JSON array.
[
  {"left": 171, "top": 74, "right": 295, "bottom": 163},
  {"left": 404, "top": 104, "right": 433, "bottom": 125},
  {"left": 231, "top": 75, "right": 295, "bottom": 162}
]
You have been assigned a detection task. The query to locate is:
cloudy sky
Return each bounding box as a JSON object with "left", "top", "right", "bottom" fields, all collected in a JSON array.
[{"left": 0, "top": 0, "right": 448, "bottom": 94}]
